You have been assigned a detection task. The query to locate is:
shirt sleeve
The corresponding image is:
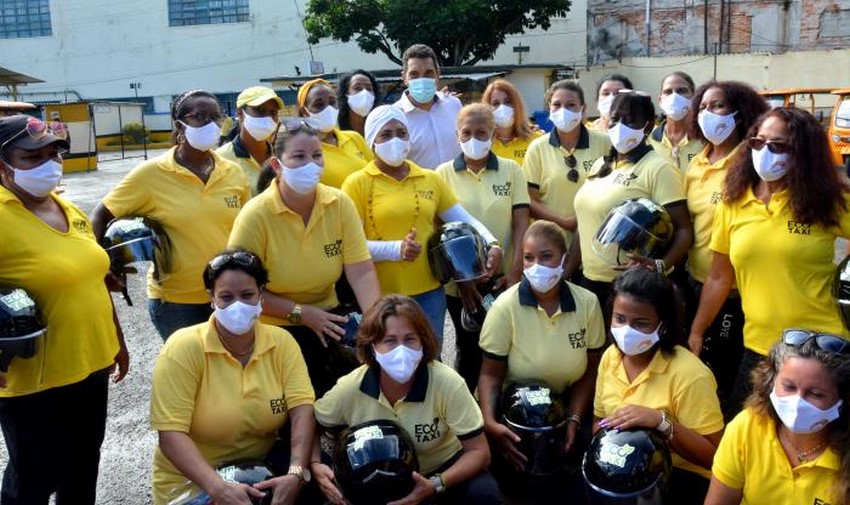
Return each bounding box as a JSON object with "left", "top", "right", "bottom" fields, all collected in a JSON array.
[
  {"left": 102, "top": 162, "right": 155, "bottom": 218},
  {"left": 649, "top": 160, "right": 686, "bottom": 206},
  {"left": 341, "top": 173, "right": 366, "bottom": 221},
  {"left": 149, "top": 331, "right": 204, "bottom": 432},
  {"left": 440, "top": 367, "right": 484, "bottom": 439},
  {"left": 227, "top": 203, "right": 267, "bottom": 261},
  {"left": 313, "top": 375, "right": 351, "bottom": 429},
  {"left": 339, "top": 193, "right": 372, "bottom": 264},
  {"left": 278, "top": 330, "right": 315, "bottom": 409},
  {"left": 671, "top": 357, "right": 725, "bottom": 435},
  {"left": 593, "top": 348, "right": 614, "bottom": 419},
  {"left": 522, "top": 141, "right": 542, "bottom": 188},
  {"left": 509, "top": 161, "right": 531, "bottom": 208},
  {"left": 433, "top": 172, "right": 459, "bottom": 215},
  {"left": 479, "top": 296, "right": 513, "bottom": 359},
  {"left": 709, "top": 200, "right": 733, "bottom": 254},
  {"left": 584, "top": 293, "right": 606, "bottom": 350},
  {"left": 711, "top": 410, "right": 748, "bottom": 491},
  {"left": 836, "top": 194, "right": 850, "bottom": 238}
]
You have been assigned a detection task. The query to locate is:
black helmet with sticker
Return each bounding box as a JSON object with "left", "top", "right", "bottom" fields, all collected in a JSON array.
[
  {"left": 501, "top": 380, "right": 567, "bottom": 476},
  {"left": 0, "top": 287, "right": 46, "bottom": 372}
]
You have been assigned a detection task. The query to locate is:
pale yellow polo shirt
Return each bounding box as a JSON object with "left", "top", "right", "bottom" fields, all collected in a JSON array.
[
  {"left": 574, "top": 147, "right": 685, "bottom": 283},
  {"left": 479, "top": 278, "right": 606, "bottom": 394},
  {"left": 150, "top": 318, "right": 314, "bottom": 505},
  {"left": 685, "top": 143, "right": 743, "bottom": 283},
  {"left": 712, "top": 408, "right": 841, "bottom": 504},
  {"left": 523, "top": 126, "right": 611, "bottom": 245},
  {"left": 320, "top": 128, "right": 373, "bottom": 189},
  {"left": 0, "top": 186, "right": 118, "bottom": 397},
  {"left": 710, "top": 189, "right": 850, "bottom": 355},
  {"left": 228, "top": 183, "right": 371, "bottom": 326},
  {"left": 342, "top": 160, "right": 458, "bottom": 296},
  {"left": 216, "top": 135, "right": 269, "bottom": 196},
  {"left": 491, "top": 130, "right": 543, "bottom": 165},
  {"left": 593, "top": 345, "right": 724, "bottom": 479},
  {"left": 103, "top": 147, "right": 250, "bottom": 304},
  {"left": 314, "top": 361, "right": 484, "bottom": 475},
  {"left": 647, "top": 122, "right": 704, "bottom": 177}
]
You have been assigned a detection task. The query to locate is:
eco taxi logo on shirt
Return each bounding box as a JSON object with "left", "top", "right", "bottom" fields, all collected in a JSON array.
[
  {"left": 612, "top": 172, "right": 638, "bottom": 187},
  {"left": 492, "top": 182, "right": 511, "bottom": 197},
  {"left": 324, "top": 239, "right": 343, "bottom": 258},
  {"left": 599, "top": 441, "right": 636, "bottom": 468},
  {"left": 223, "top": 195, "right": 242, "bottom": 209},
  {"left": 414, "top": 417, "right": 441, "bottom": 442},
  {"left": 269, "top": 397, "right": 286, "bottom": 414},
  {"left": 567, "top": 328, "right": 587, "bottom": 349},
  {"left": 72, "top": 218, "right": 94, "bottom": 236},
  {"left": 417, "top": 189, "right": 435, "bottom": 200},
  {"left": 787, "top": 221, "right": 812, "bottom": 235}
]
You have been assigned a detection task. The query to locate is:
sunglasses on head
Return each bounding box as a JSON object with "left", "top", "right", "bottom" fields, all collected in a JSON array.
[
  {"left": 280, "top": 117, "right": 320, "bottom": 134},
  {"left": 747, "top": 137, "right": 790, "bottom": 154},
  {"left": 1, "top": 117, "right": 68, "bottom": 152},
  {"left": 208, "top": 251, "right": 259, "bottom": 273},
  {"left": 782, "top": 329, "right": 850, "bottom": 355},
  {"left": 563, "top": 154, "right": 579, "bottom": 183}
]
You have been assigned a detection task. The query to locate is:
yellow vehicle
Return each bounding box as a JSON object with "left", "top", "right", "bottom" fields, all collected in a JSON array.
[
  {"left": 759, "top": 87, "right": 837, "bottom": 122},
  {"left": 830, "top": 89, "right": 850, "bottom": 171}
]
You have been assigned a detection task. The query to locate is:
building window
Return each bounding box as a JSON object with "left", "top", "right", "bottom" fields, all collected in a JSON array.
[
  {"left": 168, "top": 0, "right": 250, "bottom": 27},
  {"left": 0, "top": 0, "right": 52, "bottom": 39}
]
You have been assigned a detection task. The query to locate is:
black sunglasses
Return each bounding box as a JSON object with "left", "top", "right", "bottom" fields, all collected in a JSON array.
[
  {"left": 563, "top": 155, "right": 579, "bottom": 183},
  {"left": 747, "top": 137, "right": 791, "bottom": 155},
  {"left": 782, "top": 329, "right": 850, "bottom": 355},
  {"left": 208, "top": 251, "right": 259, "bottom": 272}
]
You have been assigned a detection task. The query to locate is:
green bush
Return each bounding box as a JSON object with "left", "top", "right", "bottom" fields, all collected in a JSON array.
[{"left": 122, "top": 122, "right": 149, "bottom": 144}]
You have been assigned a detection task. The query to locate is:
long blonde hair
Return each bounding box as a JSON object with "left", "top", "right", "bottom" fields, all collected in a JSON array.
[{"left": 482, "top": 79, "right": 534, "bottom": 140}]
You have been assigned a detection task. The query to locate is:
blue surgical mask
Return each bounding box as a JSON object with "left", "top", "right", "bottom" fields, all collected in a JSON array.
[{"left": 408, "top": 78, "right": 437, "bottom": 104}]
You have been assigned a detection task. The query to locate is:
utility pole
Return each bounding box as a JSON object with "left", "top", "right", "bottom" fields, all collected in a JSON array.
[{"left": 130, "top": 82, "right": 141, "bottom": 99}]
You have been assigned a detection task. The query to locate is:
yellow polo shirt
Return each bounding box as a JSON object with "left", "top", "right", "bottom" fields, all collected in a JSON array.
[
  {"left": 712, "top": 408, "right": 841, "bottom": 504},
  {"left": 436, "top": 153, "right": 530, "bottom": 296},
  {"left": 491, "top": 130, "right": 544, "bottom": 165},
  {"left": 150, "top": 318, "right": 314, "bottom": 505},
  {"left": 103, "top": 147, "right": 250, "bottom": 304},
  {"left": 523, "top": 126, "right": 611, "bottom": 244},
  {"left": 647, "top": 123, "right": 704, "bottom": 177},
  {"left": 216, "top": 135, "right": 269, "bottom": 196},
  {"left": 709, "top": 189, "right": 850, "bottom": 355},
  {"left": 479, "top": 278, "right": 606, "bottom": 394},
  {"left": 342, "top": 160, "right": 458, "bottom": 296},
  {"left": 228, "top": 183, "right": 371, "bottom": 326},
  {"left": 593, "top": 345, "right": 723, "bottom": 479},
  {"left": 320, "top": 129, "right": 373, "bottom": 189},
  {"left": 574, "top": 147, "right": 685, "bottom": 282},
  {"left": 0, "top": 187, "right": 118, "bottom": 397},
  {"left": 685, "top": 144, "right": 743, "bottom": 283},
  {"left": 314, "top": 361, "right": 483, "bottom": 475}
]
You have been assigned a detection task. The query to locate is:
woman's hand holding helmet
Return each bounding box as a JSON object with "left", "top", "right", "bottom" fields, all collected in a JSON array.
[
  {"left": 209, "top": 480, "right": 267, "bottom": 505},
  {"left": 485, "top": 244, "right": 503, "bottom": 279},
  {"left": 386, "top": 472, "right": 436, "bottom": 505},
  {"left": 612, "top": 253, "right": 655, "bottom": 272},
  {"left": 253, "top": 474, "right": 303, "bottom": 505},
  {"left": 311, "top": 462, "right": 345, "bottom": 505},
  {"left": 599, "top": 404, "right": 664, "bottom": 432},
  {"left": 301, "top": 305, "right": 349, "bottom": 347},
  {"left": 485, "top": 422, "right": 527, "bottom": 471}
]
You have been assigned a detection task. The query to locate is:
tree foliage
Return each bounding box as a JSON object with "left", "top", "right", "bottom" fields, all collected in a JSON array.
[{"left": 303, "top": 0, "right": 571, "bottom": 67}]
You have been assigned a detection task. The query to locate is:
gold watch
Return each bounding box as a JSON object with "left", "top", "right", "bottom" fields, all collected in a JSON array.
[
  {"left": 287, "top": 465, "right": 312, "bottom": 483},
  {"left": 287, "top": 304, "right": 302, "bottom": 324}
]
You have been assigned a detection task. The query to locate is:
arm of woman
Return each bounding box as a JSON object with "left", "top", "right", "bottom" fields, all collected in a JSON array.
[
  {"left": 90, "top": 202, "right": 115, "bottom": 242},
  {"left": 254, "top": 404, "right": 316, "bottom": 505},
  {"left": 564, "top": 349, "right": 601, "bottom": 453},
  {"left": 109, "top": 297, "right": 129, "bottom": 382},
  {"left": 688, "top": 252, "right": 735, "bottom": 355},
  {"left": 343, "top": 259, "right": 381, "bottom": 312},
  {"left": 661, "top": 201, "right": 693, "bottom": 267},
  {"left": 261, "top": 292, "right": 347, "bottom": 346},
  {"left": 704, "top": 477, "right": 744, "bottom": 505},
  {"left": 527, "top": 186, "right": 577, "bottom": 232},
  {"left": 506, "top": 206, "right": 530, "bottom": 286},
  {"left": 478, "top": 356, "right": 525, "bottom": 469},
  {"left": 564, "top": 230, "right": 582, "bottom": 281},
  {"left": 439, "top": 204, "right": 503, "bottom": 276}
]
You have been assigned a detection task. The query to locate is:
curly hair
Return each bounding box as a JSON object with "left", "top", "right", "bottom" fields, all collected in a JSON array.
[
  {"left": 482, "top": 79, "right": 535, "bottom": 140},
  {"left": 337, "top": 69, "right": 381, "bottom": 131},
  {"left": 356, "top": 294, "right": 439, "bottom": 368},
  {"left": 746, "top": 338, "right": 850, "bottom": 504},
  {"left": 724, "top": 107, "right": 849, "bottom": 227},
  {"left": 610, "top": 267, "right": 683, "bottom": 356},
  {"left": 689, "top": 80, "right": 768, "bottom": 144}
]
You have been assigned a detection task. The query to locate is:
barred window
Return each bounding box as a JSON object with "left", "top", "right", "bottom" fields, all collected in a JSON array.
[
  {"left": 0, "top": 0, "right": 51, "bottom": 39},
  {"left": 168, "top": 0, "right": 250, "bottom": 27}
]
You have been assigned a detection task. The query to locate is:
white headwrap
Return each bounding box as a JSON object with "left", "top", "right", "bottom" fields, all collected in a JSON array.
[{"left": 364, "top": 105, "right": 409, "bottom": 149}]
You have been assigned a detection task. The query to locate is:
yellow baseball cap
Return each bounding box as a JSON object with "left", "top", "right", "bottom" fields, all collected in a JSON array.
[{"left": 237, "top": 86, "right": 284, "bottom": 109}]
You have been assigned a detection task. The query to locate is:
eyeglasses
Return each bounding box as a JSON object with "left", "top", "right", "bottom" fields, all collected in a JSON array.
[
  {"left": 747, "top": 137, "right": 791, "bottom": 154},
  {"left": 208, "top": 251, "right": 259, "bottom": 273},
  {"left": 782, "top": 329, "right": 850, "bottom": 355},
  {"left": 180, "top": 112, "right": 225, "bottom": 127},
  {"left": 563, "top": 154, "right": 579, "bottom": 183},
  {"left": 1, "top": 117, "right": 68, "bottom": 153},
  {"left": 281, "top": 117, "right": 320, "bottom": 134}
]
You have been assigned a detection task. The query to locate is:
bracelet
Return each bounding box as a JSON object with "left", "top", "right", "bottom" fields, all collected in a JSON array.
[
  {"left": 566, "top": 414, "right": 582, "bottom": 429},
  {"left": 487, "top": 240, "right": 502, "bottom": 251},
  {"left": 654, "top": 259, "right": 674, "bottom": 276}
]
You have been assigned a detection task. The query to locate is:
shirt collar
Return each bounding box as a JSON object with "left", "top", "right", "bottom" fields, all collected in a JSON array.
[
  {"left": 231, "top": 134, "right": 251, "bottom": 159},
  {"left": 0, "top": 184, "right": 20, "bottom": 204},
  {"left": 740, "top": 185, "right": 790, "bottom": 208},
  {"left": 548, "top": 124, "right": 590, "bottom": 150},
  {"left": 266, "top": 181, "right": 339, "bottom": 215},
  {"left": 518, "top": 277, "right": 576, "bottom": 312},
  {"left": 651, "top": 122, "right": 665, "bottom": 142},
  {"left": 201, "top": 315, "right": 277, "bottom": 357},
  {"left": 397, "top": 91, "right": 441, "bottom": 113},
  {"left": 364, "top": 160, "right": 427, "bottom": 179},
  {"left": 452, "top": 152, "right": 499, "bottom": 171},
  {"left": 359, "top": 363, "right": 430, "bottom": 402}
]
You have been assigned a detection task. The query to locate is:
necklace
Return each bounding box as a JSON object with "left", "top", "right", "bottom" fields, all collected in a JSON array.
[
  {"left": 365, "top": 173, "right": 420, "bottom": 240},
  {"left": 176, "top": 149, "right": 214, "bottom": 176},
  {"left": 217, "top": 331, "right": 255, "bottom": 358},
  {"left": 779, "top": 432, "right": 827, "bottom": 463}
]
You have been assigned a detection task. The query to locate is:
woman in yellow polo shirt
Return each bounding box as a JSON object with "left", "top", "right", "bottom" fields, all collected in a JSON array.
[
  {"left": 92, "top": 89, "right": 251, "bottom": 341},
  {"left": 588, "top": 73, "right": 633, "bottom": 132},
  {"left": 706, "top": 332, "right": 850, "bottom": 505},
  {"left": 0, "top": 115, "right": 127, "bottom": 504},
  {"left": 342, "top": 105, "right": 503, "bottom": 347},
  {"left": 523, "top": 80, "right": 611, "bottom": 243},
  {"left": 150, "top": 250, "right": 316, "bottom": 505},
  {"left": 297, "top": 78, "right": 372, "bottom": 189},
  {"left": 689, "top": 107, "right": 850, "bottom": 417},
  {"left": 312, "top": 294, "right": 502, "bottom": 505},
  {"left": 481, "top": 79, "right": 542, "bottom": 165},
  {"left": 228, "top": 121, "right": 381, "bottom": 397},
  {"left": 594, "top": 267, "right": 723, "bottom": 502},
  {"left": 648, "top": 71, "right": 703, "bottom": 175},
  {"left": 479, "top": 220, "right": 606, "bottom": 475},
  {"left": 685, "top": 81, "right": 769, "bottom": 417},
  {"left": 337, "top": 69, "right": 380, "bottom": 137},
  {"left": 569, "top": 90, "right": 692, "bottom": 313}
]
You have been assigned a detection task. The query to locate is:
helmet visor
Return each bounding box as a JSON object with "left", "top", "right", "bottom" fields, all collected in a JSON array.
[{"left": 592, "top": 212, "right": 667, "bottom": 266}]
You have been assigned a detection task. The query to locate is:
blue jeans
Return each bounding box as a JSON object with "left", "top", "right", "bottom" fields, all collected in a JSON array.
[
  {"left": 412, "top": 286, "right": 447, "bottom": 353},
  {"left": 147, "top": 299, "right": 213, "bottom": 341}
]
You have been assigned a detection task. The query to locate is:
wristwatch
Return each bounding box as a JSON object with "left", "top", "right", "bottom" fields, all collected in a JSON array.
[
  {"left": 287, "top": 304, "right": 302, "bottom": 324},
  {"left": 429, "top": 473, "right": 446, "bottom": 494},
  {"left": 287, "top": 465, "right": 312, "bottom": 484},
  {"left": 657, "top": 410, "right": 674, "bottom": 440}
]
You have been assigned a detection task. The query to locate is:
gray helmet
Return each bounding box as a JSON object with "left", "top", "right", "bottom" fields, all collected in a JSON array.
[{"left": 592, "top": 198, "right": 673, "bottom": 266}]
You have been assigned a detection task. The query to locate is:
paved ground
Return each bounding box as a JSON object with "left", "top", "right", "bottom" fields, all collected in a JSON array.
[{"left": 0, "top": 150, "right": 459, "bottom": 504}]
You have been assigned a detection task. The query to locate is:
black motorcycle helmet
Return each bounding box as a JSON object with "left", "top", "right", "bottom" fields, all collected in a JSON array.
[
  {"left": 834, "top": 255, "right": 850, "bottom": 331},
  {"left": 460, "top": 275, "right": 505, "bottom": 333},
  {"left": 103, "top": 217, "right": 172, "bottom": 280},
  {"left": 592, "top": 198, "right": 673, "bottom": 266},
  {"left": 0, "top": 287, "right": 46, "bottom": 372},
  {"left": 166, "top": 461, "right": 274, "bottom": 505},
  {"left": 334, "top": 419, "right": 419, "bottom": 505},
  {"left": 427, "top": 221, "right": 488, "bottom": 284},
  {"left": 582, "top": 428, "right": 672, "bottom": 505},
  {"left": 326, "top": 305, "right": 363, "bottom": 382},
  {"left": 501, "top": 380, "right": 567, "bottom": 476}
]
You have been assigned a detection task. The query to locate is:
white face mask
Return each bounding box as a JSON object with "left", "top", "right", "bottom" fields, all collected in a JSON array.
[
  {"left": 608, "top": 121, "right": 647, "bottom": 154},
  {"left": 660, "top": 93, "right": 692, "bottom": 121},
  {"left": 179, "top": 120, "right": 221, "bottom": 152},
  {"left": 374, "top": 137, "right": 410, "bottom": 167},
  {"left": 10, "top": 159, "right": 63, "bottom": 198},
  {"left": 308, "top": 105, "right": 339, "bottom": 133},
  {"left": 751, "top": 146, "right": 790, "bottom": 182},
  {"left": 610, "top": 324, "right": 660, "bottom": 356},
  {"left": 770, "top": 391, "right": 843, "bottom": 434},
  {"left": 524, "top": 254, "right": 565, "bottom": 293},
  {"left": 597, "top": 95, "right": 615, "bottom": 118},
  {"left": 460, "top": 137, "right": 492, "bottom": 161},
  {"left": 493, "top": 104, "right": 515, "bottom": 128},
  {"left": 215, "top": 300, "right": 263, "bottom": 335},
  {"left": 698, "top": 110, "right": 737, "bottom": 146},
  {"left": 281, "top": 161, "right": 323, "bottom": 194},
  {"left": 373, "top": 344, "right": 423, "bottom": 384},
  {"left": 242, "top": 114, "right": 278, "bottom": 141},
  {"left": 347, "top": 89, "right": 375, "bottom": 117},
  {"left": 550, "top": 108, "right": 583, "bottom": 133}
]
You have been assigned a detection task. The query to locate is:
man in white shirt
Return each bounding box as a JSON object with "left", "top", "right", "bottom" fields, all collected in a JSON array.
[{"left": 394, "top": 43, "right": 462, "bottom": 169}]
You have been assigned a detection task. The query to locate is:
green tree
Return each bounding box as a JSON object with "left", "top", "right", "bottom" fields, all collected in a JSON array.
[{"left": 303, "top": 0, "right": 571, "bottom": 67}]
